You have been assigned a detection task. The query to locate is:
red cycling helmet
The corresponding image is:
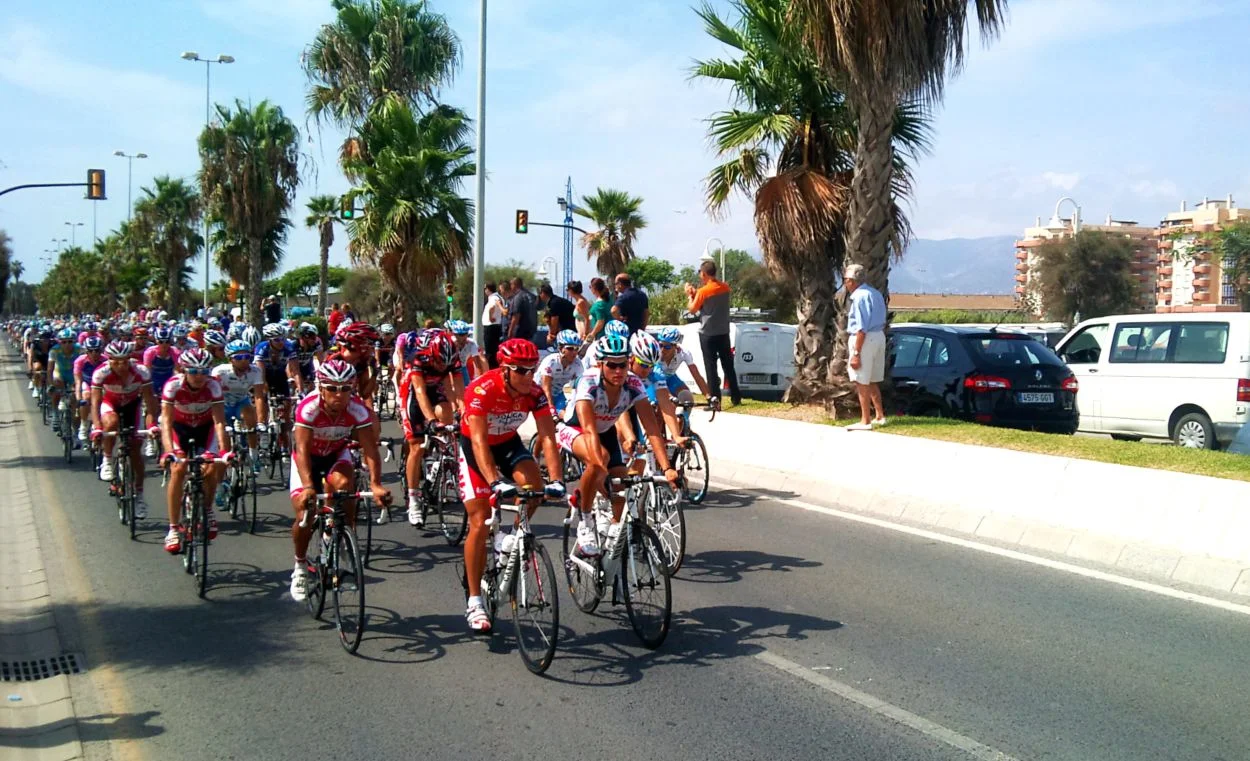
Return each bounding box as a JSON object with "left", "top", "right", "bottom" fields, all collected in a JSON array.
[
  {"left": 415, "top": 329, "right": 455, "bottom": 366},
  {"left": 335, "top": 321, "right": 379, "bottom": 350},
  {"left": 497, "top": 338, "right": 539, "bottom": 366}
]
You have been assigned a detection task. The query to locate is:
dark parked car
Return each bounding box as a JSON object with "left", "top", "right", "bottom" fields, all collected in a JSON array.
[{"left": 888, "top": 325, "right": 1079, "bottom": 434}]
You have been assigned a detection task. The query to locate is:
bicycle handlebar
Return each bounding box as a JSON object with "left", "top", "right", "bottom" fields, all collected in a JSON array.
[
  {"left": 298, "top": 491, "right": 386, "bottom": 527},
  {"left": 671, "top": 396, "right": 718, "bottom": 422},
  {"left": 99, "top": 429, "right": 156, "bottom": 439},
  {"left": 609, "top": 474, "right": 673, "bottom": 488}
]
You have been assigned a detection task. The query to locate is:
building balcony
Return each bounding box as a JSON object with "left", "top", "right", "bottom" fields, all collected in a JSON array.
[
  {"left": 1014, "top": 274, "right": 1027, "bottom": 285},
  {"left": 1015, "top": 250, "right": 1027, "bottom": 261},
  {"left": 1159, "top": 265, "right": 1173, "bottom": 276},
  {"left": 1194, "top": 263, "right": 1212, "bottom": 275},
  {"left": 1194, "top": 277, "right": 1212, "bottom": 289},
  {"left": 1014, "top": 285, "right": 1026, "bottom": 296},
  {"left": 1158, "top": 279, "right": 1172, "bottom": 289},
  {"left": 1193, "top": 291, "right": 1210, "bottom": 302},
  {"left": 1158, "top": 240, "right": 1173, "bottom": 251}
]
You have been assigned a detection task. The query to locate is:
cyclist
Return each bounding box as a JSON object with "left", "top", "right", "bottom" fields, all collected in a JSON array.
[
  {"left": 446, "top": 320, "right": 486, "bottom": 384},
  {"left": 27, "top": 328, "right": 52, "bottom": 399},
  {"left": 91, "top": 341, "right": 158, "bottom": 519},
  {"left": 288, "top": 359, "right": 390, "bottom": 602},
  {"left": 536, "top": 329, "right": 584, "bottom": 418},
  {"left": 132, "top": 325, "right": 151, "bottom": 358},
  {"left": 73, "top": 337, "right": 105, "bottom": 443},
  {"left": 375, "top": 323, "right": 397, "bottom": 375},
  {"left": 459, "top": 338, "right": 564, "bottom": 632},
  {"left": 212, "top": 339, "right": 269, "bottom": 476},
  {"left": 656, "top": 327, "right": 713, "bottom": 406},
  {"left": 583, "top": 319, "right": 630, "bottom": 369},
  {"left": 330, "top": 322, "right": 380, "bottom": 410},
  {"left": 395, "top": 328, "right": 463, "bottom": 526},
  {"left": 292, "top": 323, "right": 323, "bottom": 395},
  {"left": 159, "top": 349, "right": 231, "bottom": 553},
  {"left": 202, "top": 329, "right": 229, "bottom": 365},
  {"left": 555, "top": 334, "right": 680, "bottom": 555},
  {"left": 172, "top": 325, "right": 192, "bottom": 351},
  {"left": 143, "top": 327, "right": 182, "bottom": 458},
  {"left": 257, "top": 323, "right": 299, "bottom": 455},
  {"left": 48, "top": 328, "right": 80, "bottom": 431},
  {"left": 623, "top": 331, "right": 690, "bottom": 465}
]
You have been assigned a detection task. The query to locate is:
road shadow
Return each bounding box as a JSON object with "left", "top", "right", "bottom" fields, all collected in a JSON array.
[
  {"left": 677, "top": 550, "right": 823, "bottom": 585},
  {"left": 688, "top": 486, "right": 799, "bottom": 511},
  {"left": 0, "top": 710, "right": 165, "bottom": 748},
  {"left": 353, "top": 607, "right": 474, "bottom": 665}
]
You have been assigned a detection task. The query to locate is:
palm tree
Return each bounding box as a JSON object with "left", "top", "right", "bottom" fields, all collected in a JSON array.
[
  {"left": 304, "top": 195, "right": 341, "bottom": 316},
  {"left": 8, "top": 259, "right": 24, "bottom": 314},
  {"left": 210, "top": 218, "right": 289, "bottom": 293},
  {"left": 793, "top": 0, "right": 1007, "bottom": 293},
  {"left": 133, "top": 176, "right": 203, "bottom": 315},
  {"left": 0, "top": 229, "right": 12, "bottom": 315},
  {"left": 694, "top": 0, "right": 930, "bottom": 405},
  {"left": 341, "top": 95, "right": 474, "bottom": 324},
  {"left": 198, "top": 99, "right": 301, "bottom": 325},
  {"left": 303, "top": 0, "right": 461, "bottom": 132},
  {"left": 575, "top": 189, "right": 647, "bottom": 276}
]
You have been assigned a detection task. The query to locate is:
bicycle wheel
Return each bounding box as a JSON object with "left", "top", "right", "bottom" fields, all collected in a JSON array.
[
  {"left": 181, "top": 490, "right": 195, "bottom": 576},
  {"left": 510, "top": 537, "right": 559, "bottom": 674},
  {"left": 248, "top": 471, "right": 259, "bottom": 534},
  {"left": 193, "top": 493, "right": 209, "bottom": 598},
  {"left": 332, "top": 527, "right": 366, "bottom": 653},
  {"left": 306, "top": 524, "right": 327, "bottom": 620},
  {"left": 125, "top": 457, "right": 138, "bottom": 541},
  {"left": 561, "top": 516, "right": 603, "bottom": 614},
  {"left": 645, "top": 483, "right": 687, "bottom": 576},
  {"left": 621, "top": 522, "right": 671, "bottom": 649},
  {"left": 437, "top": 466, "right": 467, "bottom": 546},
  {"left": 679, "top": 434, "right": 710, "bottom": 504}
]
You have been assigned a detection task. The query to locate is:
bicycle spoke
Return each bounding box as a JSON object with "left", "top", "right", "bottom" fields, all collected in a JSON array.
[
  {"left": 622, "top": 523, "right": 671, "bottom": 649},
  {"left": 332, "top": 528, "right": 366, "bottom": 653},
  {"left": 511, "top": 539, "right": 560, "bottom": 674}
]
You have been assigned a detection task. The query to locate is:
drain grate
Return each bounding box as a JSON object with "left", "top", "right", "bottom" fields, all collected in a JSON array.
[{"left": 1, "top": 653, "right": 83, "bottom": 682}]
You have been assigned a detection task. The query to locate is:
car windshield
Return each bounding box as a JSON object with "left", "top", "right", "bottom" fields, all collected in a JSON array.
[{"left": 962, "top": 334, "right": 1065, "bottom": 368}]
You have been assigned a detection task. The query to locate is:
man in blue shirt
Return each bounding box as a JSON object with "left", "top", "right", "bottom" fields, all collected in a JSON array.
[
  {"left": 611, "top": 274, "right": 649, "bottom": 334},
  {"left": 843, "top": 264, "right": 887, "bottom": 430}
]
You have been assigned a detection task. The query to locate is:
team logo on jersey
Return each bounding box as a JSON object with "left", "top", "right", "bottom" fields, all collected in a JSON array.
[{"left": 474, "top": 385, "right": 487, "bottom": 395}]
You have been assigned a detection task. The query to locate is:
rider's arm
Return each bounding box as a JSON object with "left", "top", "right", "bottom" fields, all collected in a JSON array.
[
  {"left": 653, "top": 392, "right": 686, "bottom": 442},
  {"left": 466, "top": 414, "right": 503, "bottom": 485},
  {"left": 90, "top": 387, "right": 102, "bottom": 429},
  {"left": 292, "top": 426, "right": 316, "bottom": 491},
  {"left": 533, "top": 412, "right": 564, "bottom": 483},
  {"left": 445, "top": 372, "right": 464, "bottom": 414},
  {"left": 141, "top": 384, "right": 158, "bottom": 429},
  {"left": 160, "top": 401, "right": 176, "bottom": 454},
  {"left": 541, "top": 375, "right": 555, "bottom": 406},
  {"left": 353, "top": 421, "right": 386, "bottom": 489},
  {"left": 411, "top": 372, "right": 439, "bottom": 421},
  {"left": 211, "top": 403, "right": 229, "bottom": 454},
  {"left": 686, "top": 362, "right": 712, "bottom": 398},
  {"left": 253, "top": 382, "right": 269, "bottom": 425},
  {"left": 634, "top": 401, "right": 677, "bottom": 475},
  {"left": 285, "top": 357, "right": 299, "bottom": 383},
  {"left": 575, "top": 399, "right": 603, "bottom": 455}
]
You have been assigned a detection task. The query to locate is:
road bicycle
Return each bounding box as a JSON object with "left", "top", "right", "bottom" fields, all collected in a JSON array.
[
  {"left": 628, "top": 442, "right": 687, "bottom": 576},
  {"left": 671, "top": 396, "right": 715, "bottom": 505},
  {"left": 461, "top": 483, "right": 563, "bottom": 674},
  {"left": 224, "top": 424, "right": 259, "bottom": 534},
  {"left": 399, "top": 421, "right": 467, "bottom": 545},
  {"left": 372, "top": 377, "right": 395, "bottom": 421},
  {"left": 562, "top": 473, "right": 672, "bottom": 649},
  {"left": 173, "top": 450, "right": 232, "bottom": 599},
  {"left": 301, "top": 490, "right": 384, "bottom": 654},
  {"left": 58, "top": 396, "right": 80, "bottom": 464},
  {"left": 262, "top": 395, "right": 291, "bottom": 481},
  {"left": 100, "top": 428, "right": 156, "bottom": 541}
]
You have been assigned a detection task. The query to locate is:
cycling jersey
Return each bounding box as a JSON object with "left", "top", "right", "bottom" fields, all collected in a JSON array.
[
  {"left": 637, "top": 365, "right": 673, "bottom": 406},
  {"left": 258, "top": 339, "right": 296, "bottom": 396},
  {"left": 29, "top": 341, "right": 50, "bottom": 365},
  {"left": 460, "top": 367, "right": 550, "bottom": 445},
  {"left": 211, "top": 363, "right": 264, "bottom": 410},
  {"left": 142, "top": 345, "right": 181, "bottom": 392},
  {"left": 659, "top": 348, "right": 694, "bottom": 378},
  {"left": 292, "top": 391, "right": 371, "bottom": 458},
  {"left": 160, "top": 375, "right": 224, "bottom": 427},
  {"left": 536, "top": 353, "right": 584, "bottom": 412},
  {"left": 293, "top": 337, "right": 322, "bottom": 379},
  {"left": 50, "top": 346, "right": 80, "bottom": 382},
  {"left": 456, "top": 339, "right": 481, "bottom": 368},
  {"left": 91, "top": 361, "right": 151, "bottom": 408},
  {"left": 562, "top": 368, "right": 647, "bottom": 433},
  {"left": 73, "top": 354, "right": 102, "bottom": 389},
  {"left": 376, "top": 340, "right": 396, "bottom": 367}
]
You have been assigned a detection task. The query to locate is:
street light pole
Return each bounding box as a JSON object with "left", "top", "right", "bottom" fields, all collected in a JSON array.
[
  {"left": 471, "top": 0, "right": 487, "bottom": 346},
  {"left": 64, "top": 222, "right": 83, "bottom": 247},
  {"left": 112, "top": 151, "right": 148, "bottom": 222},
  {"left": 182, "top": 52, "right": 235, "bottom": 315}
]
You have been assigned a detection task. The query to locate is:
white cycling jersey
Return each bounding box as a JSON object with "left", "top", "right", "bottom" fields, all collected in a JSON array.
[
  {"left": 537, "top": 352, "right": 584, "bottom": 392},
  {"left": 659, "top": 347, "right": 694, "bottom": 378},
  {"left": 211, "top": 363, "right": 264, "bottom": 405},
  {"left": 563, "top": 368, "right": 647, "bottom": 433}
]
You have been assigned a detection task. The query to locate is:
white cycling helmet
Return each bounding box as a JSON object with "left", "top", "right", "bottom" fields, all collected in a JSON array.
[
  {"left": 241, "top": 326, "right": 261, "bottom": 348},
  {"left": 262, "top": 323, "right": 284, "bottom": 340},
  {"left": 629, "top": 331, "right": 662, "bottom": 366}
]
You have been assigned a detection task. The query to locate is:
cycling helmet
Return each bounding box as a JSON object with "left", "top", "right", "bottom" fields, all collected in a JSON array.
[
  {"left": 629, "top": 331, "right": 662, "bottom": 366},
  {"left": 556, "top": 329, "right": 582, "bottom": 348},
  {"left": 316, "top": 358, "right": 357, "bottom": 385},
  {"left": 38, "top": 329, "right": 53, "bottom": 340},
  {"left": 416, "top": 329, "right": 456, "bottom": 365},
  {"left": 262, "top": 323, "right": 284, "bottom": 340},
  {"left": 297, "top": 322, "right": 318, "bottom": 338},
  {"left": 595, "top": 335, "right": 629, "bottom": 360},
  {"left": 335, "top": 321, "right": 379, "bottom": 349},
  {"left": 203, "top": 329, "right": 227, "bottom": 347},
  {"left": 225, "top": 339, "right": 253, "bottom": 358},
  {"left": 172, "top": 325, "right": 189, "bottom": 338},
  {"left": 104, "top": 340, "right": 132, "bottom": 359},
  {"left": 178, "top": 348, "right": 214, "bottom": 370},
  {"left": 496, "top": 338, "right": 539, "bottom": 366},
  {"left": 84, "top": 321, "right": 99, "bottom": 333},
  {"left": 116, "top": 324, "right": 133, "bottom": 338},
  {"left": 226, "top": 323, "right": 243, "bottom": 339},
  {"left": 82, "top": 336, "right": 103, "bottom": 351},
  {"left": 379, "top": 323, "right": 396, "bottom": 336},
  {"left": 240, "top": 326, "right": 261, "bottom": 348},
  {"left": 133, "top": 326, "right": 149, "bottom": 339},
  {"left": 605, "top": 320, "right": 629, "bottom": 338},
  {"left": 56, "top": 327, "right": 75, "bottom": 341},
  {"left": 446, "top": 319, "right": 471, "bottom": 336},
  {"left": 656, "top": 327, "right": 682, "bottom": 345},
  {"left": 153, "top": 326, "right": 173, "bottom": 342}
]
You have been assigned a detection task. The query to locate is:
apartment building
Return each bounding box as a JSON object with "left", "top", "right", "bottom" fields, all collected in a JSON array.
[{"left": 1156, "top": 195, "right": 1249, "bottom": 312}]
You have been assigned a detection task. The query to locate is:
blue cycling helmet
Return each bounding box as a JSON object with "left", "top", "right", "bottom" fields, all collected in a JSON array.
[
  {"left": 605, "top": 320, "right": 629, "bottom": 338},
  {"left": 172, "top": 325, "right": 189, "bottom": 338},
  {"left": 556, "top": 329, "right": 582, "bottom": 348},
  {"left": 595, "top": 334, "right": 629, "bottom": 359},
  {"left": 204, "top": 329, "right": 227, "bottom": 348},
  {"left": 56, "top": 327, "right": 75, "bottom": 341},
  {"left": 656, "top": 327, "right": 682, "bottom": 345},
  {"left": 82, "top": 336, "right": 103, "bottom": 351},
  {"left": 240, "top": 326, "right": 261, "bottom": 348},
  {"left": 446, "top": 319, "right": 472, "bottom": 336},
  {"left": 153, "top": 326, "right": 173, "bottom": 342},
  {"left": 226, "top": 339, "right": 253, "bottom": 358}
]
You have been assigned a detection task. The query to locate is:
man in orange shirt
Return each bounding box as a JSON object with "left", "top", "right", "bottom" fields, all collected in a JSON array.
[{"left": 684, "top": 260, "right": 740, "bottom": 407}]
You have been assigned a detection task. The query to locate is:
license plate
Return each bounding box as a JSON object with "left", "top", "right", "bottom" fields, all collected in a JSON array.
[
  {"left": 1017, "top": 392, "right": 1054, "bottom": 404},
  {"left": 741, "top": 373, "right": 769, "bottom": 384}
]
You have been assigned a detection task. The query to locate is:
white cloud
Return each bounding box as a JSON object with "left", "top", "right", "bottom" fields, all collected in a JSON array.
[
  {"left": 198, "top": 0, "right": 334, "bottom": 42},
  {"left": 1041, "top": 171, "right": 1080, "bottom": 191}
]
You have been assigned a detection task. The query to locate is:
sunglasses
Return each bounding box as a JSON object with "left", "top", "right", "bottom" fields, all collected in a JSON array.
[
  {"left": 632, "top": 359, "right": 655, "bottom": 370},
  {"left": 158, "top": 339, "right": 173, "bottom": 344},
  {"left": 230, "top": 354, "right": 253, "bottom": 362},
  {"left": 507, "top": 365, "right": 537, "bottom": 376},
  {"left": 660, "top": 343, "right": 676, "bottom": 350},
  {"left": 604, "top": 361, "right": 629, "bottom": 370},
  {"left": 560, "top": 345, "right": 579, "bottom": 352},
  {"left": 185, "top": 368, "right": 211, "bottom": 376},
  {"left": 321, "top": 384, "right": 354, "bottom": 393}
]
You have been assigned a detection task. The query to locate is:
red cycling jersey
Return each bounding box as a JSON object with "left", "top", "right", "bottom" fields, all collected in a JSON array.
[
  {"left": 460, "top": 367, "right": 550, "bottom": 446},
  {"left": 161, "top": 375, "right": 224, "bottom": 427},
  {"left": 292, "top": 390, "right": 372, "bottom": 457},
  {"left": 91, "top": 361, "right": 151, "bottom": 407}
]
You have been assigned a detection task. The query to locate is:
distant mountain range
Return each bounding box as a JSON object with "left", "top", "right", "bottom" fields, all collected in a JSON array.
[{"left": 890, "top": 235, "right": 1018, "bottom": 295}]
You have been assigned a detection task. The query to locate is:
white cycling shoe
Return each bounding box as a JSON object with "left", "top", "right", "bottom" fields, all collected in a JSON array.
[
  {"left": 407, "top": 499, "right": 424, "bottom": 527},
  {"left": 289, "top": 564, "right": 311, "bottom": 602},
  {"left": 99, "top": 458, "right": 115, "bottom": 482},
  {"left": 576, "top": 524, "right": 600, "bottom": 556}
]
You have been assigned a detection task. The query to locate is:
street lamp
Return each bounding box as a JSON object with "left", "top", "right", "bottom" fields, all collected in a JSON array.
[
  {"left": 182, "top": 51, "right": 235, "bottom": 313},
  {"left": 470, "top": 0, "right": 487, "bottom": 346},
  {"left": 537, "top": 256, "right": 558, "bottom": 287},
  {"left": 112, "top": 150, "right": 148, "bottom": 222},
  {"left": 63, "top": 221, "right": 84, "bottom": 247},
  {"left": 701, "top": 237, "right": 725, "bottom": 279}
]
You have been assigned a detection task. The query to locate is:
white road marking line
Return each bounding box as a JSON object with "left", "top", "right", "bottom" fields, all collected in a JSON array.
[
  {"left": 710, "top": 478, "right": 1250, "bottom": 618},
  {"left": 757, "top": 650, "right": 1021, "bottom": 761}
]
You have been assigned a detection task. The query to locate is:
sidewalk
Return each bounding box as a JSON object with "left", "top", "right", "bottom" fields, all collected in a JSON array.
[{"left": 0, "top": 371, "right": 84, "bottom": 760}]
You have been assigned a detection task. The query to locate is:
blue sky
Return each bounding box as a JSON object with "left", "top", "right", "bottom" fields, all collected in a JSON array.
[{"left": 3, "top": 0, "right": 1250, "bottom": 285}]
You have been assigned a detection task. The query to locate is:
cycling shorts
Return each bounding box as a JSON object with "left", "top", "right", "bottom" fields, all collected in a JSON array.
[
  {"left": 456, "top": 433, "right": 533, "bottom": 502},
  {"left": 224, "top": 398, "right": 254, "bottom": 422},
  {"left": 100, "top": 399, "right": 143, "bottom": 438},
  {"left": 265, "top": 370, "right": 290, "bottom": 398},
  {"left": 402, "top": 384, "right": 449, "bottom": 441},
  {"left": 556, "top": 421, "right": 624, "bottom": 469},
  {"left": 288, "top": 447, "right": 354, "bottom": 497},
  {"left": 171, "top": 422, "right": 219, "bottom": 456}
]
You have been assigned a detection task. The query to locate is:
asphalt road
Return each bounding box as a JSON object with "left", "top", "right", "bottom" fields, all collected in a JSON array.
[{"left": 9, "top": 356, "right": 1250, "bottom": 761}]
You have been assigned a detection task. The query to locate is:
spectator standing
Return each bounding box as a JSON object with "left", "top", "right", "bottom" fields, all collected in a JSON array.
[
  {"left": 586, "top": 278, "right": 612, "bottom": 341},
  {"left": 328, "top": 303, "right": 344, "bottom": 335},
  {"left": 507, "top": 276, "right": 539, "bottom": 341},
  {"left": 263, "top": 295, "right": 282, "bottom": 324},
  {"left": 842, "top": 263, "right": 887, "bottom": 430},
  {"left": 685, "top": 260, "right": 741, "bottom": 407},
  {"left": 482, "top": 282, "right": 505, "bottom": 368},
  {"left": 342, "top": 302, "right": 356, "bottom": 323},
  {"left": 611, "top": 273, "right": 649, "bottom": 333},
  {"left": 567, "top": 281, "right": 591, "bottom": 338},
  {"left": 540, "top": 283, "right": 576, "bottom": 346}
]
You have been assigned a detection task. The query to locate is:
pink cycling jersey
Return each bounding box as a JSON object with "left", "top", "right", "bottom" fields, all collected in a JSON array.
[
  {"left": 292, "top": 391, "right": 371, "bottom": 457},
  {"left": 142, "top": 344, "right": 181, "bottom": 368},
  {"left": 161, "top": 375, "right": 223, "bottom": 427},
  {"left": 91, "top": 361, "right": 151, "bottom": 407},
  {"left": 73, "top": 353, "right": 102, "bottom": 383}
]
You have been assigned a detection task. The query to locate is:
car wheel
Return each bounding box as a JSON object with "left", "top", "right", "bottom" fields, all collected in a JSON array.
[
  {"left": 1110, "top": 434, "right": 1142, "bottom": 442},
  {"left": 1172, "top": 412, "right": 1215, "bottom": 450}
]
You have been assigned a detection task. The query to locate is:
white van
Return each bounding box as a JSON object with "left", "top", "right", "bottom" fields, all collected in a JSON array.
[
  {"left": 660, "top": 322, "right": 797, "bottom": 400},
  {"left": 1055, "top": 313, "right": 1250, "bottom": 449}
]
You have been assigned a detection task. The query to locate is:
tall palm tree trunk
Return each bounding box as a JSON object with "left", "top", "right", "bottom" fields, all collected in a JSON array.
[
  {"left": 845, "top": 100, "right": 896, "bottom": 296},
  {"left": 167, "top": 265, "right": 181, "bottom": 316},
  {"left": 317, "top": 222, "right": 331, "bottom": 316},
  {"left": 248, "top": 238, "right": 264, "bottom": 325},
  {"left": 785, "top": 272, "right": 838, "bottom": 405}
]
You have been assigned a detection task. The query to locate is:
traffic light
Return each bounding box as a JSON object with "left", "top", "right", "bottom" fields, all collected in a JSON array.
[
  {"left": 444, "top": 282, "right": 455, "bottom": 303},
  {"left": 516, "top": 209, "right": 528, "bottom": 234},
  {"left": 340, "top": 195, "right": 355, "bottom": 220},
  {"left": 86, "top": 169, "right": 106, "bottom": 200}
]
